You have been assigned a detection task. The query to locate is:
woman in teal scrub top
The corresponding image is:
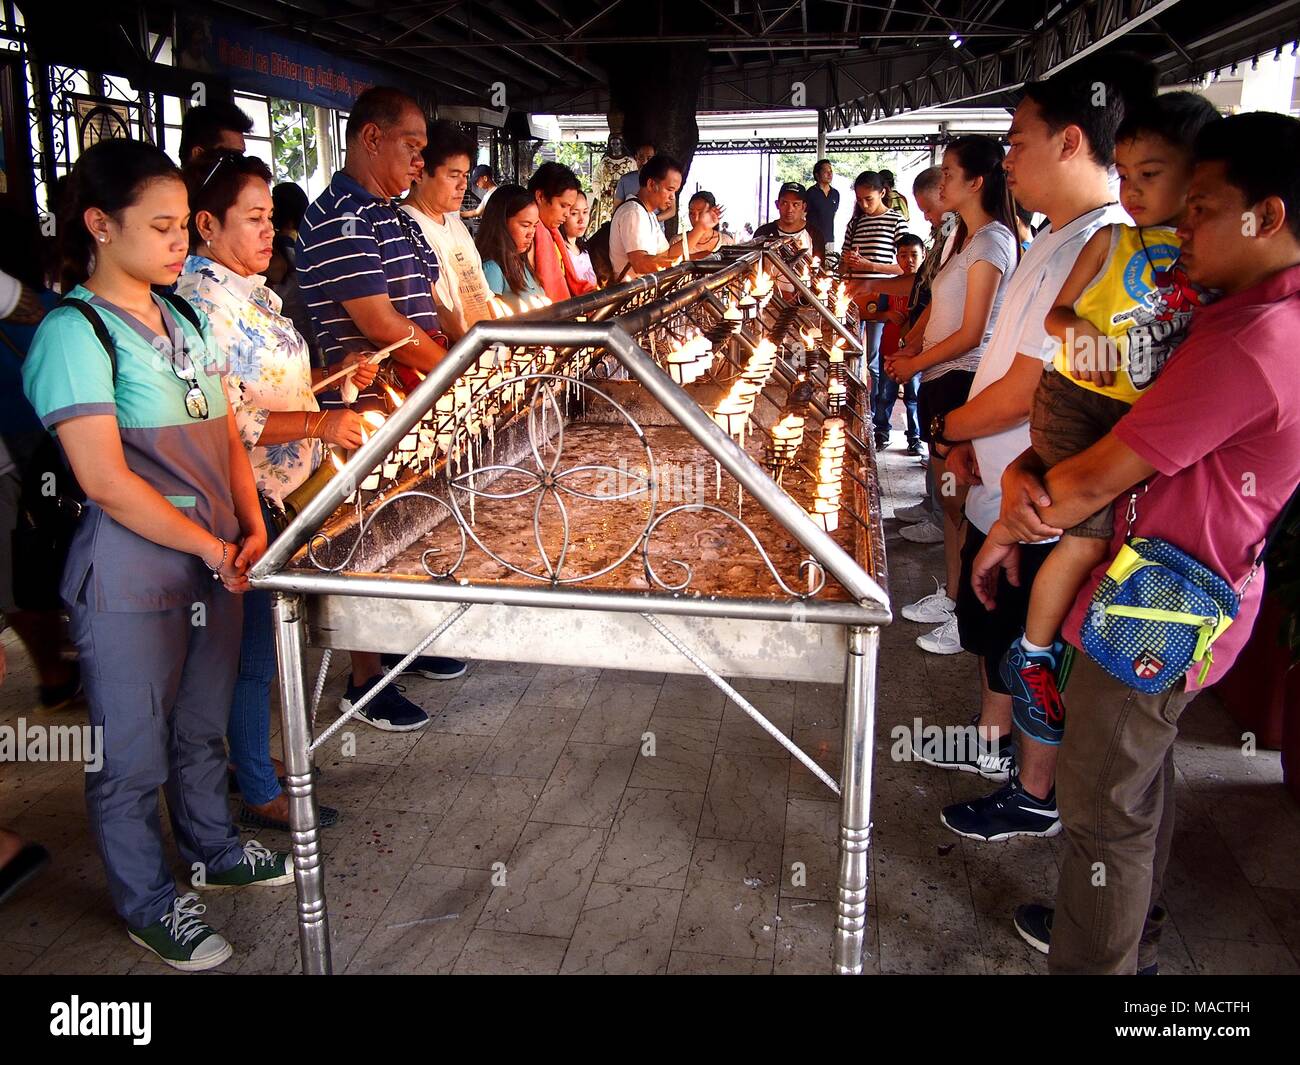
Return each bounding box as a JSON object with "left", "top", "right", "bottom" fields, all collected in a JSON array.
[{"left": 22, "top": 140, "right": 294, "bottom": 972}]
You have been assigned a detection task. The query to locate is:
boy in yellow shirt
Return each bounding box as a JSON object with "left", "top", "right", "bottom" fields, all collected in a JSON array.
[{"left": 973, "top": 91, "right": 1221, "bottom": 738}]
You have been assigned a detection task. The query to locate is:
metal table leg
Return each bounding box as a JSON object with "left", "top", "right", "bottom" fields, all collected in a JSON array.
[
  {"left": 833, "top": 624, "right": 879, "bottom": 974},
  {"left": 273, "top": 591, "right": 332, "bottom": 975}
]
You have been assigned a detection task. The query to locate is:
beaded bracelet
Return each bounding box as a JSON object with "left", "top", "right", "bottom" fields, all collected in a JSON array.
[{"left": 203, "top": 537, "right": 230, "bottom": 578}]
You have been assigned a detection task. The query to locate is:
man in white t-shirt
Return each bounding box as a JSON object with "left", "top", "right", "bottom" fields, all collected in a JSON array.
[
  {"left": 921, "top": 62, "right": 1138, "bottom": 845},
  {"left": 403, "top": 123, "right": 493, "bottom": 341},
  {"left": 609, "top": 154, "right": 684, "bottom": 281}
]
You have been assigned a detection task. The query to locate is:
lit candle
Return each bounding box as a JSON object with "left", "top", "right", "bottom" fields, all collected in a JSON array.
[
  {"left": 711, "top": 404, "right": 749, "bottom": 436},
  {"left": 809, "top": 507, "right": 839, "bottom": 533},
  {"left": 827, "top": 379, "right": 846, "bottom": 410}
]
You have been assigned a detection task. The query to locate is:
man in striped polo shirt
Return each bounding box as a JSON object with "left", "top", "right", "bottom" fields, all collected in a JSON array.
[
  {"left": 298, "top": 86, "right": 466, "bottom": 727},
  {"left": 298, "top": 86, "right": 447, "bottom": 408}
]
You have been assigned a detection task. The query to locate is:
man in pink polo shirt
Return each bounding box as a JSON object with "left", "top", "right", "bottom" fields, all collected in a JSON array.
[{"left": 974, "top": 111, "right": 1300, "bottom": 973}]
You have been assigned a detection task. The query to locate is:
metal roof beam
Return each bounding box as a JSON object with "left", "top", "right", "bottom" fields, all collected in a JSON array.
[
  {"left": 820, "top": 0, "right": 1183, "bottom": 132},
  {"left": 207, "top": 0, "right": 549, "bottom": 98}
]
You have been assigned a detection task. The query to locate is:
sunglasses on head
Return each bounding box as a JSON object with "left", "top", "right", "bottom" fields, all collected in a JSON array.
[{"left": 200, "top": 150, "right": 242, "bottom": 188}]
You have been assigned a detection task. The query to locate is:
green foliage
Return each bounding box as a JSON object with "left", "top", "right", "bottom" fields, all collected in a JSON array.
[
  {"left": 533, "top": 141, "right": 597, "bottom": 190},
  {"left": 270, "top": 99, "right": 318, "bottom": 184},
  {"left": 774, "top": 150, "right": 906, "bottom": 187}
]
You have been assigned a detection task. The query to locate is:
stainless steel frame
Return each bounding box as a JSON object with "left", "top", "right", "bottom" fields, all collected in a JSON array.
[{"left": 253, "top": 248, "right": 891, "bottom": 975}]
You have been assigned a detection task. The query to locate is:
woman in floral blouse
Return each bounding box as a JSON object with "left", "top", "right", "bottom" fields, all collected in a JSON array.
[{"left": 178, "top": 152, "right": 377, "bottom": 832}]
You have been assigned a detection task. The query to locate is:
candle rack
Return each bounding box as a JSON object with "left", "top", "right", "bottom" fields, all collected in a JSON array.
[{"left": 249, "top": 240, "right": 891, "bottom": 978}]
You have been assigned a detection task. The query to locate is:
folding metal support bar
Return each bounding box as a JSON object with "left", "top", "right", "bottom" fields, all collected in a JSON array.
[{"left": 641, "top": 612, "right": 840, "bottom": 793}]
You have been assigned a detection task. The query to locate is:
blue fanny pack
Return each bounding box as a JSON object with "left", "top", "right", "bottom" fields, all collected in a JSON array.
[{"left": 1081, "top": 488, "right": 1270, "bottom": 694}]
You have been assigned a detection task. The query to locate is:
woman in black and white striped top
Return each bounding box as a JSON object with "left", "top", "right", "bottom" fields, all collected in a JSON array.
[
  {"left": 841, "top": 171, "right": 906, "bottom": 282},
  {"left": 841, "top": 170, "right": 906, "bottom": 443}
]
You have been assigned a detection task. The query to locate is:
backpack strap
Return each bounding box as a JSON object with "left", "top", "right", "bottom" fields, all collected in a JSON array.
[
  {"left": 57, "top": 297, "right": 117, "bottom": 383},
  {"left": 1242, "top": 481, "right": 1300, "bottom": 595},
  {"left": 611, "top": 196, "right": 656, "bottom": 225},
  {"left": 157, "top": 289, "right": 202, "bottom": 333}
]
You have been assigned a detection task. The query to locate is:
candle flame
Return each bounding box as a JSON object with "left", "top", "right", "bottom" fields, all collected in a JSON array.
[
  {"left": 383, "top": 384, "right": 404, "bottom": 408},
  {"left": 362, "top": 411, "right": 386, "bottom": 429}
]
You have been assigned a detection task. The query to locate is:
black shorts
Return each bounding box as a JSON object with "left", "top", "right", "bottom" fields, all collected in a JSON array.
[
  {"left": 955, "top": 522, "right": 1055, "bottom": 694},
  {"left": 917, "top": 370, "right": 976, "bottom": 443}
]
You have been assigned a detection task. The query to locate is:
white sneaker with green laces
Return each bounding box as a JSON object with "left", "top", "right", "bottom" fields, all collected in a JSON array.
[
  {"left": 128, "top": 892, "right": 233, "bottom": 972},
  {"left": 194, "top": 840, "right": 295, "bottom": 890}
]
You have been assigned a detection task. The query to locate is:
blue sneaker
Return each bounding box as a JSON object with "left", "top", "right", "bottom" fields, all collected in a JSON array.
[
  {"left": 380, "top": 653, "right": 467, "bottom": 680},
  {"left": 341, "top": 676, "right": 429, "bottom": 732},
  {"left": 999, "top": 636, "right": 1071, "bottom": 745},
  {"left": 940, "top": 776, "right": 1061, "bottom": 841}
]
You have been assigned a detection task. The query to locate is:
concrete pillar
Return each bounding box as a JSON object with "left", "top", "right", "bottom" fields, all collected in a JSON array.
[{"left": 313, "top": 106, "right": 336, "bottom": 198}]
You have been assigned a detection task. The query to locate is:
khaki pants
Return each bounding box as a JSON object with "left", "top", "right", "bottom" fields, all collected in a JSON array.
[{"left": 1050, "top": 653, "right": 1199, "bottom": 974}]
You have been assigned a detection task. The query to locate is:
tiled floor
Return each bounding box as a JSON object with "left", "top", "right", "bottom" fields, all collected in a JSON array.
[{"left": 2, "top": 432, "right": 1298, "bottom": 975}]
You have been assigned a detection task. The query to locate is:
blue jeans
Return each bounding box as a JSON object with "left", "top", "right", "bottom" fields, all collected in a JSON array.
[
  {"left": 227, "top": 499, "right": 280, "bottom": 806},
  {"left": 869, "top": 350, "right": 921, "bottom": 443}
]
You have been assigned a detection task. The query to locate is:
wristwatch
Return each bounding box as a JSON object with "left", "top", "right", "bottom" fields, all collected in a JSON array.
[{"left": 929, "top": 412, "right": 955, "bottom": 449}]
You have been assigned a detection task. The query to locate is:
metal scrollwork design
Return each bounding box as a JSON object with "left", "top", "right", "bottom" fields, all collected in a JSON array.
[
  {"left": 446, "top": 374, "right": 658, "bottom": 584},
  {"left": 643, "top": 503, "right": 826, "bottom": 599},
  {"left": 306, "top": 490, "right": 467, "bottom": 578}
]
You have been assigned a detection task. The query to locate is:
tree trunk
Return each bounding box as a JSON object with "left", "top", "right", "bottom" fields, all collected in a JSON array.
[{"left": 594, "top": 33, "right": 708, "bottom": 239}]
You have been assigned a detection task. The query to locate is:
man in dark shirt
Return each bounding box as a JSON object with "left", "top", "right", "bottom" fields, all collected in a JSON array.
[
  {"left": 803, "top": 160, "right": 839, "bottom": 251},
  {"left": 177, "top": 101, "right": 253, "bottom": 163},
  {"left": 753, "top": 183, "right": 827, "bottom": 254}
]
